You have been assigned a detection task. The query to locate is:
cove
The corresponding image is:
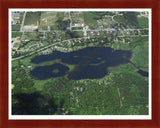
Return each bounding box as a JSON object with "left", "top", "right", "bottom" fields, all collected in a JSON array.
[
  {"left": 30, "top": 47, "right": 132, "bottom": 80},
  {"left": 30, "top": 63, "right": 69, "bottom": 80}
]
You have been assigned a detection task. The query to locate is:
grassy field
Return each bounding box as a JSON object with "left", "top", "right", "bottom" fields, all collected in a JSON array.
[
  {"left": 70, "top": 12, "right": 84, "bottom": 25},
  {"left": 83, "top": 12, "right": 100, "bottom": 28},
  {"left": 131, "top": 41, "right": 148, "bottom": 71},
  {"left": 40, "top": 12, "right": 57, "bottom": 27},
  {"left": 40, "top": 12, "right": 66, "bottom": 30},
  {"left": 24, "top": 12, "right": 41, "bottom": 26},
  {"left": 137, "top": 17, "right": 148, "bottom": 28},
  {"left": 111, "top": 42, "right": 130, "bottom": 50},
  {"left": 113, "top": 15, "right": 126, "bottom": 24},
  {"left": 23, "top": 32, "right": 40, "bottom": 40},
  {"left": 12, "top": 25, "right": 21, "bottom": 31},
  {"left": 12, "top": 32, "right": 22, "bottom": 38},
  {"left": 130, "top": 37, "right": 149, "bottom": 71}
]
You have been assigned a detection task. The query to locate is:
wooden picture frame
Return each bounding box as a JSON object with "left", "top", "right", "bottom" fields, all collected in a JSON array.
[{"left": 0, "top": 0, "right": 160, "bottom": 127}]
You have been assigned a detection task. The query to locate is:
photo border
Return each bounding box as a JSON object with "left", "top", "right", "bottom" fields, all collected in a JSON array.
[
  {"left": 9, "top": 8, "right": 152, "bottom": 120},
  {"left": 0, "top": 0, "right": 160, "bottom": 128}
]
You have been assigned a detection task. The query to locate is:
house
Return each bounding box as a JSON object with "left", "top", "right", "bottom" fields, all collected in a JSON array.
[
  {"left": 74, "top": 23, "right": 84, "bottom": 27},
  {"left": 47, "top": 26, "right": 50, "bottom": 31},
  {"left": 12, "top": 20, "right": 20, "bottom": 25}
]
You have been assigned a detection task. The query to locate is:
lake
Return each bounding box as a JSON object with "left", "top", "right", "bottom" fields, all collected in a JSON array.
[
  {"left": 30, "top": 63, "right": 69, "bottom": 80},
  {"left": 30, "top": 47, "right": 132, "bottom": 80}
]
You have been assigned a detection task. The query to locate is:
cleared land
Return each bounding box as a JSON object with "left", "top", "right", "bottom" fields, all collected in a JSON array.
[
  {"left": 24, "top": 12, "right": 41, "bottom": 26},
  {"left": 40, "top": 12, "right": 58, "bottom": 30}
]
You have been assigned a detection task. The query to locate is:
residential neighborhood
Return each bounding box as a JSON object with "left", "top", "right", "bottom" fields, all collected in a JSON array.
[{"left": 11, "top": 11, "right": 149, "bottom": 60}]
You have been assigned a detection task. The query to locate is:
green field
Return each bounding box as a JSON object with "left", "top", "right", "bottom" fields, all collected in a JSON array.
[
  {"left": 131, "top": 37, "right": 149, "bottom": 71},
  {"left": 12, "top": 32, "right": 22, "bottom": 38},
  {"left": 137, "top": 17, "right": 148, "bottom": 28},
  {"left": 40, "top": 12, "right": 68, "bottom": 30},
  {"left": 113, "top": 15, "right": 126, "bottom": 24},
  {"left": 24, "top": 12, "right": 41, "bottom": 26},
  {"left": 40, "top": 12, "right": 58, "bottom": 30},
  {"left": 114, "top": 12, "right": 148, "bottom": 29},
  {"left": 12, "top": 25, "right": 21, "bottom": 31},
  {"left": 83, "top": 12, "right": 100, "bottom": 28}
]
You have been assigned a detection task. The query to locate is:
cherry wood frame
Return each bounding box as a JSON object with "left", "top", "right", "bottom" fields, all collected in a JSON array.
[{"left": 0, "top": 0, "right": 160, "bottom": 128}]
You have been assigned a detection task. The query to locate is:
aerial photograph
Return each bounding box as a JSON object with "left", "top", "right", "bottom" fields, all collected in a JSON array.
[{"left": 10, "top": 9, "right": 150, "bottom": 116}]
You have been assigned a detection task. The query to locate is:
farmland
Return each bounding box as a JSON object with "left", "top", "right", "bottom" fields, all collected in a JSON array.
[{"left": 24, "top": 12, "right": 41, "bottom": 26}]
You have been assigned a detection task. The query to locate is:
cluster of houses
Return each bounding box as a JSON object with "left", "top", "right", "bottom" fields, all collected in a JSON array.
[
  {"left": 74, "top": 23, "right": 84, "bottom": 27},
  {"left": 11, "top": 12, "right": 21, "bottom": 25},
  {"left": 138, "top": 11, "right": 149, "bottom": 18},
  {"left": 12, "top": 11, "right": 149, "bottom": 58}
]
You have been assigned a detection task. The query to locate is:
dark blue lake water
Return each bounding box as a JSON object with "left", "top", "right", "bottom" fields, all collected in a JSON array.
[
  {"left": 30, "top": 63, "right": 69, "bottom": 80},
  {"left": 30, "top": 47, "right": 132, "bottom": 80},
  {"left": 137, "top": 70, "right": 148, "bottom": 77}
]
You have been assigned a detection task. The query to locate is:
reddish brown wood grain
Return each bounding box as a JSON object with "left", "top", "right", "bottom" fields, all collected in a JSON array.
[{"left": 0, "top": 0, "right": 160, "bottom": 128}]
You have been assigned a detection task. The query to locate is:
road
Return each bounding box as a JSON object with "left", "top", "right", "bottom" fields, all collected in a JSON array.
[
  {"left": 20, "top": 11, "right": 26, "bottom": 32},
  {"left": 117, "top": 87, "right": 123, "bottom": 108},
  {"left": 12, "top": 30, "right": 148, "bottom": 61},
  {"left": 12, "top": 10, "right": 148, "bottom": 61},
  {"left": 117, "top": 35, "right": 148, "bottom": 38},
  {"left": 16, "top": 28, "right": 148, "bottom": 33},
  {"left": 69, "top": 11, "right": 72, "bottom": 30}
]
